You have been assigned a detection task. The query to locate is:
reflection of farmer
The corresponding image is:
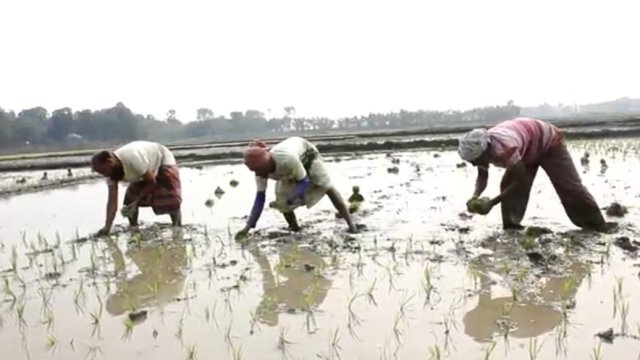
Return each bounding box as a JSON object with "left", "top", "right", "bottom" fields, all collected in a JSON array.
[
  {"left": 251, "top": 245, "right": 331, "bottom": 326},
  {"left": 458, "top": 117, "right": 606, "bottom": 232},
  {"left": 91, "top": 141, "right": 182, "bottom": 236},
  {"left": 105, "top": 229, "right": 187, "bottom": 316},
  {"left": 463, "top": 260, "right": 589, "bottom": 342},
  {"left": 236, "top": 137, "right": 357, "bottom": 238}
]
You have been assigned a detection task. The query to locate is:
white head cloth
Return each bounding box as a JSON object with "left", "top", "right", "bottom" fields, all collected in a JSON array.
[{"left": 458, "top": 128, "right": 490, "bottom": 161}]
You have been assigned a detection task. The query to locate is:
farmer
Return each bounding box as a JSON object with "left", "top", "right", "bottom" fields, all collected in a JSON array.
[
  {"left": 91, "top": 140, "right": 182, "bottom": 236},
  {"left": 236, "top": 137, "right": 357, "bottom": 238},
  {"left": 457, "top": 117, "right": 606, "bottom": 231}
]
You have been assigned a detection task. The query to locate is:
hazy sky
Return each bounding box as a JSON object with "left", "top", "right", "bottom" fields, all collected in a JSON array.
[{"left": 1, "top": 0, "right": 638, "bottom": 121}]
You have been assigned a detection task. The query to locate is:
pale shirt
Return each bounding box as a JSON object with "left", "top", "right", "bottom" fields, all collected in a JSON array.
[
  {"left": 255, "top": 137, "right": 319, "bottom": 191},
  {"left": 112, "top": 141, "right": 176, "bottom": 183},
  {"left": 488, "top": 117, "right": 562, "bottom": 168}
]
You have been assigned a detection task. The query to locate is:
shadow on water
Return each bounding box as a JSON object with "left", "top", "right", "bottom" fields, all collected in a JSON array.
[
  {"left": 249, "top": 243, "right": 331, "bottom": 327},
  {"left": 463, "top": 248, "right": 590, "bottom": 343},
  {"left": 103, "top": 228, "right": 188, "bottom": 316}
]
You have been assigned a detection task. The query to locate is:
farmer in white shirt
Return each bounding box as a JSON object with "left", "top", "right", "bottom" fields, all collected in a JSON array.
[
  {"left": 91, "top": 141, "right": 182, "bottom": 236},
  {"left": 236, "top": 137, "right": 357, "bottom": 239}
]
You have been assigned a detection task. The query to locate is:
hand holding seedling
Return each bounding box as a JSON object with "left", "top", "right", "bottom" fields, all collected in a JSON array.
[
  {"left": 466, "top": 197, "right": 494, "bottom": 215},
  {"left": 96, "top": 226, "right": 110, "bottom": 237},
  {"left": 121, "top": 201, "right": 138, "bottom": 219},
  {"left": 235, "top": 227, "right": 250, "bottom": 242}
]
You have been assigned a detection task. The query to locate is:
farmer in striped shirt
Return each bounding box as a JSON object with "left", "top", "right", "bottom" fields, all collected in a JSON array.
[{"left": 457, "top": 117, "right": 606, "bottom": 231}]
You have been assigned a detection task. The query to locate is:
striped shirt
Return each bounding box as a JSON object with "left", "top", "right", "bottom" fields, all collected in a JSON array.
[{"left": 488, "top": 118, "right": 562, "bottom": 167}]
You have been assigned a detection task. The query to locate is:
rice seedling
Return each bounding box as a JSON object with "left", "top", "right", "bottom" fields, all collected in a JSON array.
[
  {"left": 482, "top": 342, "right": 497, "bottom": 360},
  {"left": 347, "top": 292, "right": 362, "bottom": 326},
  {"left": 42, "top": 309, "right": 55, "bottom": 331},
  {"left": 384, "top": 264, "right": 397, "bottom": 292},
  {"left": 303, "top": 286, "right": 318, "bottom": 334},
  {"left": 11, "top": 246, "right": 17, "bottom": 272},
  {"left": 590, "top": 342, "right": 603, "bottom": 360},
  {"left": 277, "top": 327, "right": 294, "bottom": 354},
  {"left": 528, "top": 337, "right": 543, "bottom": 360},
  {"left": 39, "top": 287, "right": 53, "bottom": 315},
  {"left": 366, "top": 277, "right": 378, "bottom": 307},
  {"left": 185, "top": 343, "right": 198, "bottom": 360},
  {"left": 122, "top": 317, "right": 135, "bottom": 340},
  {"left": 510, "top": 284, "right": 518, "bottom": 302},
  {"left": 89, "top": 301, "right": 103, "bottom": 338},
  {"left": 427, "top": 344, "right": 442, "bottom": 360},
  {"left": 554, "top": 324, "right": 568, "bottom": 358},
  {"left": 392, "top": 311, "right": 405, "bottom": 344},
  {"left": 230, "top": 344, "right": 244, "bottom": 360},
  {"left": 249, "top": 310, "right": 262, "bottom": 335},
  {"left": 224, "top": 321, "right": 234, "bottom": 350},
  {"left": 15, "top": 301, "right": 26, "bottom": 328},
  {"left": 404, "top": 236, "right": 414, "bottom": 262},
  {"left": 620, "top": 301, "right": 630, "bottom": 335},
  {"left": 45, "top": 333, "right": 58, "bottom": 353},
  {"left": 328, "top": 327, "right": 342, "bottom": 360},
  {"left": 175, "top": 317, "right": 185, "bottom": 344},
  {"left": 519, "top": 236, "right": 537, "bottom": 251},
  {"left": 4, "top": 277, "right": 17, "bottom": 306},
  {"left": 515, "top": 267, "right": 528, "bottom": 284},
  {"left": 613, "top": 277, "right": 623, "bottom": 319}
]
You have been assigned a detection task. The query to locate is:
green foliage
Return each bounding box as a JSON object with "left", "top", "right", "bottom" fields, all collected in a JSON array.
[{"left": 0, "top": 102, "right": 523, "bottom": 151}]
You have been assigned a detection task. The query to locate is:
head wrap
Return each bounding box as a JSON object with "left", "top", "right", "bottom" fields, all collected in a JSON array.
[
  {"left": 243, "top": 139, "right": 270, "bottom": 168},
  {"left": 458, "top": 128, "right": 490, "bottom": 161}
]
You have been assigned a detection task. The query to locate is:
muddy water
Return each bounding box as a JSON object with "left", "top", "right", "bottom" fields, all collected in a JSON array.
[{"left": 2, "top": 139, "right": 640, "bottom": 359}]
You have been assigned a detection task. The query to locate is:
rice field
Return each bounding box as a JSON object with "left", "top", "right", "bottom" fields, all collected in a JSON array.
[{"left": 1, "top": 138, "right": 640, "bottom": 359}]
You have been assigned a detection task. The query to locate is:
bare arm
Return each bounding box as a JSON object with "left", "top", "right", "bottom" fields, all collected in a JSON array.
[
  {"left": 101, "top": 181, "right": 119, "bottom": 234},
  {"left": 490, "top": 162, "right": 528, "bottom": 206},
  {"left": 473, "top": 167, "right": 489, "bottom": 197}
]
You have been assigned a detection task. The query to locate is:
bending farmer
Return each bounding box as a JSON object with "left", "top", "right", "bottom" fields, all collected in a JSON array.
[
  {"left": 236, "top": 137, "right": 357, "bottom": 238},
  {"left": 457, "top": 117, "right": 606, "bottom": 232},
  {"left": 91, "top": 140, "right": 182, "bottom": 236}
]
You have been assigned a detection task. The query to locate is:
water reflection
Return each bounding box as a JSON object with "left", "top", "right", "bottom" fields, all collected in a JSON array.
[
  {"left": 463, "top": 255, "right": 589, "bottom": 342},
  {"left": 105, "top": 228, "right": 188, "bottom": 316},
  {"left": 250, "top": 244, "right": 331, "bottom": 327}
]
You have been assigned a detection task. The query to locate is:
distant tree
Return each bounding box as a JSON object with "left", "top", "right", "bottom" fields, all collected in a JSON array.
[
  {"left": 48, "top": 107, "right": 74, "bottom": 141},
  {"left": 283, "top": 106, "right": 296, "bottom": 118},
  {"left": 196, "top": 108, "right": 214, "bottom": 121}
]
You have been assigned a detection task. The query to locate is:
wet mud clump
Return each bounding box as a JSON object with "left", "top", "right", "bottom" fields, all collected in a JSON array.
[
  {"left": 128, "top": 310, "right": 148, "bottom": 324},
  {"left": 204, "top": 199, "right": 214, "bottom": 207},
  {"left": 456, "top": 162, "right": 467, "bottom": 168},
  {"left": 525, "top": 226, "right": 553, "bottom": 238},
  {"left": 214, "top": 186, "right": 226, "bottom": 197},
  {"left": 613, "top": 237, "right": 638, "bottom": 252},
  {"left": 605, "top": 202, "right": 628, "bottom": 217},
  {"left": 229, "top": 179, "right": 239, "bottom": 187},
  {"left": 387, "top": 166, "right": 399, "bottom": 174}
]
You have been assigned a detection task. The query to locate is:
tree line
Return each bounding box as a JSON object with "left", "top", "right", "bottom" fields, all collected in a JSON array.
[
  {"left": 3, "top": 97, "right": 639, "bottom": 150},
  {"left": 0, "top": 102, "right": 524, "bottom": 150}
]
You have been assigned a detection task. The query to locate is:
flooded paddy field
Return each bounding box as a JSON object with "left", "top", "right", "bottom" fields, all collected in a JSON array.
[{"left": 2, "top": 138, "right": 640, "bottom": 359}]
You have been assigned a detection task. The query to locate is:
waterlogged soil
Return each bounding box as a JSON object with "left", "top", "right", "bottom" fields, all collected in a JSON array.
[{"left": 2, "top": 138, "right": 640, "bottom": 359}]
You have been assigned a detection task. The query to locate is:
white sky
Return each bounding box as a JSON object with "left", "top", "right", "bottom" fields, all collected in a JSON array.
[{"left": 1, "top": 0, "right": 639, "bottom": 121}]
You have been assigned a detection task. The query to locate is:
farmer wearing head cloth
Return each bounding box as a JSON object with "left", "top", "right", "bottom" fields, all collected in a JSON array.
[
  {"left": 458, "top": 117, "right": 606, "bottom": 231},
  {"left": 91, "top": 141, "right": 182, "bottom": 236},
  {"left": 236, "top": 137, "right": 357, "bottom": 239}
]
